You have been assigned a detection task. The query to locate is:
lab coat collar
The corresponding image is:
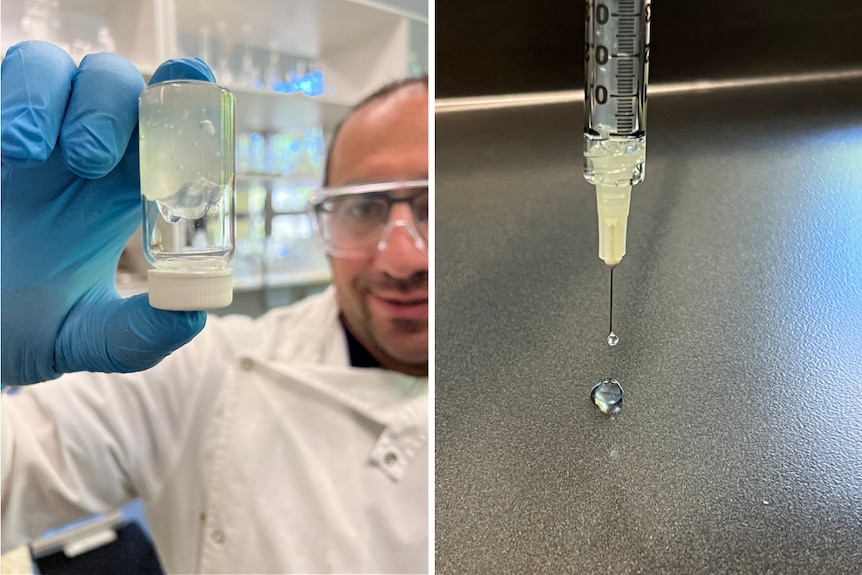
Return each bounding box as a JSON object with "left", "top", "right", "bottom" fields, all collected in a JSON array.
[
  {"left": 238, "top": 359, "right": 428, "bottom": 481},
  {"left": 242, "top": 287, "right": 428, "bottom": 480}
]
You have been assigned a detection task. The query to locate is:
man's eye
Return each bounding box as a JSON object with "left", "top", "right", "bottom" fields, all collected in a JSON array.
[{"left": 344, "top": 198, "right": 386, "bottom": 220}]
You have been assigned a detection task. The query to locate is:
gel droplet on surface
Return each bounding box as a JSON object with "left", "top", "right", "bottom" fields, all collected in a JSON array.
[
  {"left": 607, "top": 331, "right": 619, "bottom": 347},
  {"left": 591, "top": 378, "right": 623, "bottom": 415}
]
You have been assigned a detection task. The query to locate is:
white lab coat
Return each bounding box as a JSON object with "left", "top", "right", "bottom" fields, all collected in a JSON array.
[{"left": 1, "top": 287, "right": 429, "bottom": 574}]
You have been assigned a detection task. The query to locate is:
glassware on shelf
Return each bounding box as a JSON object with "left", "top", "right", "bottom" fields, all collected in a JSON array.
[
  {"left": 198, "top": 25, "right": 211, "bottom": 66},
  {"left": 181, "top": 27, "right": 326, "bottom": 98},
  {"left": 265, "top": 41, "right": 282, "bottom": 90},
  {"left": 21, "top": 0, "right": 60, "bottom": 44},
  {"left": 265, "top": 182, "right": 328, "bottom": 279},
  {"left": 236, "top": 133, "right": 252, "bottom": 173},
  {"left": 214, "top": 20, "right": 234, "bottom": 86},
  {"left": 235, "top": 128, "right": 324, "bottom": 177},
  {"left": 266, "top": 132, "right": 301, "bottom": 176},
  {"left": 271, "top": 184, "right": 314, "bottom": 213},
  {"left": 233, "top": 184, "right": 267, "bottom": 287},
  {"left": 304, "top": 128, "right": 325, "bottom": 174},
  {"left": 69, "top": 38, "right": 93, "bottom": 64},
  {"left": 19, "top": 0, "right": 116, "bottom": 66},
  {"left": 270, "top": 214, "right": 313, "bottom": 256},
  {"left": 270, "top": 55, "right": 325, "bottom": 97},
  {"left": 265, "top": 212, "right": 328, "bottom": 281},
  {"left": 249, "top": 132, "right": 266, "bottom": 173},
  {"left": 238, "top": 24, "right": 263, "bottom": 89},
  {"left": 96, "top": 25, "right": 115, "bottom": 52}
]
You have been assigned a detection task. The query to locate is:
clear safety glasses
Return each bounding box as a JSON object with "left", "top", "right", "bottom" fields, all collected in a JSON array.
[{"left": 308, "top": 180, "right": 429, "bottom": 259}]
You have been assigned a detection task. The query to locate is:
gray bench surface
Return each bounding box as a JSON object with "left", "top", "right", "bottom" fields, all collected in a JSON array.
[{"left": 435, "top": 76, "right": 862, "bottom": 574}]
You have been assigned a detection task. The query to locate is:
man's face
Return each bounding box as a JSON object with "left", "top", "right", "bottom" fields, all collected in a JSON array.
[{"left": 326, "top": 85, "right": 429, "bottom": 376}]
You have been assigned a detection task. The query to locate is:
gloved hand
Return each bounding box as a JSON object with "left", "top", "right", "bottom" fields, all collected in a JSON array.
[{"left": 1, "top": 41, "right": 217, "bottom": 385}]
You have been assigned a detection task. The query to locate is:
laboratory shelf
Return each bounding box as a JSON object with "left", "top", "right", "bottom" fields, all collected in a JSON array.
[
  {"left": 263, "top": 268, "right": 332, "bottom": 287},
  {"left": 236, "top": 171, "right": 323, "bottom": 182},
  {"left": 1, "top": 0, "right": 164, "bottom": 73},
  {"left": 172, "top": 0, "right": 422, "bottom": 108},
  {"left": 231, "top": 87, "right": 351, "bottom": 135},
  {"left": 434, "top": 73, "right": 862, "bottom": 574}
]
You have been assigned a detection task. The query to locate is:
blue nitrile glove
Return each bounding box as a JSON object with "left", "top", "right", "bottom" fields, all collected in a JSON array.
[{"left": 1, "top": 41, "right": 217, "bottom": 385}]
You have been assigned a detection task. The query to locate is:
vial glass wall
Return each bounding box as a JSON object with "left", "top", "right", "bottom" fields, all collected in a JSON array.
[{"left": 139, "top": 80, "right": 236, "bottom": 310}]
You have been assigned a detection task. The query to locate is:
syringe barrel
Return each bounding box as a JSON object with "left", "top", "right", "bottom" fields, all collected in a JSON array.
[
  {"left": 584, "top": 0, "right": 650, "bottom": 140},
  {"left": 583, "top": 0, "right": 651, "bottom": 187}
]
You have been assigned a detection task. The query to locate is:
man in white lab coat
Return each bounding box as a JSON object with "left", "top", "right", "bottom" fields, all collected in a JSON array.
[{"left": 1, "top": 41, "right": 429, "bottom": 574}]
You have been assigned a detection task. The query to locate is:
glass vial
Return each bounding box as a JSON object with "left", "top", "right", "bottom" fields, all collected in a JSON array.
[{"left": 139, "top": 80, "right": 236, "bottom": 310}]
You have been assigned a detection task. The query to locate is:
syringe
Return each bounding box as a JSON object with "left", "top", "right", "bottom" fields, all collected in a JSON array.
[{"left": 583, "top": 0, "right": 651, "bottom": 343}]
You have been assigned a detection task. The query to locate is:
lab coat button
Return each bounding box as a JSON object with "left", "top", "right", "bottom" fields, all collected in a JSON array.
[
  {"left": 212, "top": 529, "right": 225, "bottom": 543},
  {"left": 240, "top": 358, "right": 254, "bottom": 371},
  {"left": 384, "top": 452, "right": 398, "bottom": 465}
]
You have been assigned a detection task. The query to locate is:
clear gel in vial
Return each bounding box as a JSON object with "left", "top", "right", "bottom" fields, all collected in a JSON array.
[{"left": 139, "top": 80, "right": 236, "bottom": 310}]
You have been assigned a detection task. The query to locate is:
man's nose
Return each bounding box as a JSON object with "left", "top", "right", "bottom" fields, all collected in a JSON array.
[
  {"left": 377, "top": 219, "right": 426, "bottom": 253},
  {"left": 375, "top": 203, "right": 427, "bottom": 276},
  {"left": 379, "top": 201, "right": 424, "bottom": 247}
]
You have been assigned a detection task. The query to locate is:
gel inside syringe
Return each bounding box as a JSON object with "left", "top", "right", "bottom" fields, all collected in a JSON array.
[{"left": 583, "top": 0, "right": 651, "bottom": 344}]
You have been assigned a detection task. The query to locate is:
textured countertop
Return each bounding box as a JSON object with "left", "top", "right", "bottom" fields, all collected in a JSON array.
[{"left": 434, "top": 75, "right": 862, "bottom": 574}]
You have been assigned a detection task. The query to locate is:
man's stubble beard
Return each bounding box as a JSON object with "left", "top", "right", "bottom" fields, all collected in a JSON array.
[{"left": 353, "top": 271, "right": 429, "bottom": 372}]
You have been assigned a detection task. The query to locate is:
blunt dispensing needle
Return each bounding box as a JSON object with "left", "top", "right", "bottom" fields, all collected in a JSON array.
[{"left": 607, "top": 267, "right": 618, "bottom": 347}]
